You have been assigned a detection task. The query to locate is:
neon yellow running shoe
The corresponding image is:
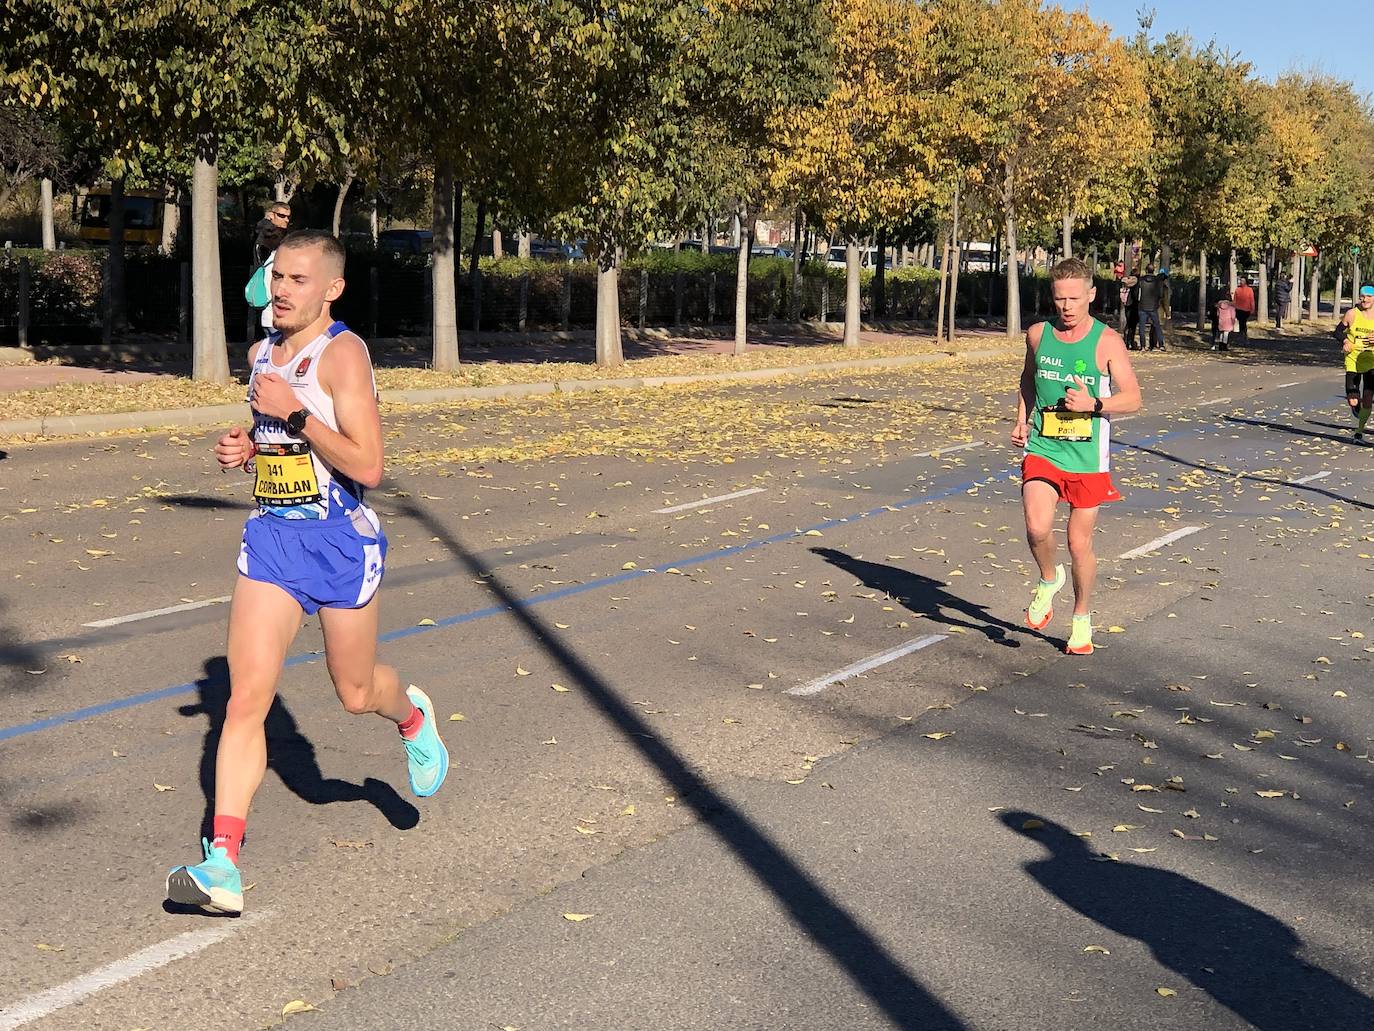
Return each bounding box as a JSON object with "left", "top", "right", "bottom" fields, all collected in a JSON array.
[
  {"left": 1066, "top": 614, "right": 1094, "bottom": 655},
  {"left": 1026, "top": 564, "right": 1065, "bottom": 630}
]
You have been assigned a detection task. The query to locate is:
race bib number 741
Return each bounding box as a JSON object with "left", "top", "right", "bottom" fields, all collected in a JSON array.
[{"left": 254, "top": 441, "right": 323, "bottom": 507}]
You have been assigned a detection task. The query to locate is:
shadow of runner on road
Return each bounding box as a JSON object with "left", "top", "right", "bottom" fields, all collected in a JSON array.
[
  {"left": 178, "top": 657, "right": 419, "bottom": 851},
  {"left": 812, "top": 547, "right": 1029, "bottom": 648},
  {"left": 999, "top": 812, "right": 1374, "bottom": 1028},
  {"left": 394, "top": 498, "right": 967, "bottom": 1030}
]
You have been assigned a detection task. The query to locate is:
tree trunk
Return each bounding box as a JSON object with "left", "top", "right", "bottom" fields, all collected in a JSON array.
[
  {"left": 105, "top": 175, "right": 128, "bottom": 337},
  {"left": 1355, "top": 257, "right": 1362, "bottom": 298},
  {"left": 1061, "top": 208, "right": 1073, "bottom": 257},
  {"left": 369, "top": 201, "right": 378, "bottom": 243},
  {"left": 596, "top": 251, "right": 624, "bottom": 366},
  {"left": 331, "top": 173, "right": 354, "bottom": 238},
  {"left": 1196, "top": 250, "right": 1207, "bottom": 331},
  {"left": 947, "top": 176, "right": 962, "bottom": 343},
  {"left": 430, "top": 156, "right": 460, "bottom": 371},
  {"left": 843, "top": 239, "right": 861, "bottom": 347},
  {"left": 1228, "top": 249, "right": 1238, "bottom": 293},
  {"left": 1334, "top": 266, "right": 1343, "bottom": 320},
  {"left": 492, "top": 225, "right": 503, "bottom": 259},
  {"left": 790, "top": 207, "right": 804, "bottom": 320},
  {"left": 1006, "top": 208, "right": 1021, "bottom": 338},
  {"left": 191, "top": 143, "right": 230, "bottom": 383},
  {"left": 40, "top": 177, "right": 56, "bottom": 250},
  {"left": 470, "top": 198, "right": 486, "bottom": 280},
  {"left": 160, "top": 189, "right": 181, "bottom": 255},
  {"left": 733, "top": 203, "right": 750, "bottom": 354},
  {"left": 936, "top": 230, "right": 951, "bottom": 341},
  {"left": 518, "top": 231, "right": 532, "bottom": 259},
  {"left": 1258, "top": 256, "right": 1270, "bottom": 325},
  {"left": 731, "top": 212, "right": 741, "bottom": 249},
  {"left": 1308, "top": 258, "right": 1320, "bottom": 321},
  {"left": 873, "top": 225, "right": 887, "bottom": 319},
  {"left": 274, "top": 178, "right": 288, "bottom": 202},
  {"left": 1289, "top": 252, "right": 1302, "bottom": 321}
]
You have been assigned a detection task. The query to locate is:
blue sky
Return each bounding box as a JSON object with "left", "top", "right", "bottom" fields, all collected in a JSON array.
[{"left": 1076, "top": 0, "right": 1373, "bottom": 99}]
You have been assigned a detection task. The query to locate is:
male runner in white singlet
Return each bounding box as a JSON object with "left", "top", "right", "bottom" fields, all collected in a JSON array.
[{"left": 166, "top": 231, "right": 447, "bottom": 914}]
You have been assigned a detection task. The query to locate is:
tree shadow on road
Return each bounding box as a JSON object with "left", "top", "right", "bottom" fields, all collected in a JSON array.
[
  {"left": 393, "top": 498, "right": 968, "bottom": 1031},
  {"left": 177, "top": 657, "right": 418, "bottom": 852},
  {"left": 999, "top": 812, "right": 1374, "bottom": 1029},
  {"left": 812, "top": 546, "right": 1029, "bottom": 648},
  {"left": 1119, "top": 437, "right": 1374, "bottom": 512}
]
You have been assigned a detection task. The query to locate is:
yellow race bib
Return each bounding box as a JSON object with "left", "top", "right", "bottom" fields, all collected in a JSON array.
[
  {"left": 253, "top": 441, "right": 323, "bottom": 507},
  {"left": 1040, "top": 408, "right": 1093, "bottom": 442}
]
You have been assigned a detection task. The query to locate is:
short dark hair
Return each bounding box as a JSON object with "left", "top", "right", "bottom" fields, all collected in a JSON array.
[{"left": 277, "top": 230, "right": 345, "bottom": 277}]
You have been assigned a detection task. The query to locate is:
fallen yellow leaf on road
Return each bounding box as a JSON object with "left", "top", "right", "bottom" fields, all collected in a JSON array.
[
  {"left": 1083, "top": 945, "right": 1110, "bottom": 955},
  {"left": 153, "top": 783, "right": 174, "bottom": 792},
  {"left": 448, "top": 712, "right": 465, "bottom": 721},
  {"left": 551, "top": 683, "right": 570, "bottom": 693},
  {"left": 562, "top": 913, "right": 594, "bottom": 922},
  {"left": 1156, "top": 988, "right": 1177, "bottom": 998},
  {"left": 1255, "top": 790, "right": 1287, "bottom": 798},
  {"left": 35, "top": 943, "right": 63, "bottom": 952},
  {"left": 416, "top": 618, "right": 437, "bottom": 626},
  {"left": 1108, "top": 625, "right": 1126, "bottom": 633},
  {"left": 516, "top": 667, "right": 532, "bottom": 676},
  {"left": 923, "top": 731, "right": 954, "bottom": 740},
  {"left": 282, "top": 1000, "right": 317, "bottom": 1015}
]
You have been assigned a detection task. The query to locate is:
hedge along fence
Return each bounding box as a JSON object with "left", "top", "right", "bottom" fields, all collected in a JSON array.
[{"left": 0, "top": 246, "right": 1200, "bottom": 347}]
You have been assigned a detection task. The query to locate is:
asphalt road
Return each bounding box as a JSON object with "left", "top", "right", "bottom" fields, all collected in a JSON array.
[{"left": 1, "top": 342, "right": 1371, "bottom": 1031}]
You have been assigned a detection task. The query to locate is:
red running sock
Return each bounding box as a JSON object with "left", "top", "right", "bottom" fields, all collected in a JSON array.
[
  {"left": 211, "top": 815, "right": 246, "bottom": 863},
  {"left": 397, "top": 703, "right": 425, "bottom": 741}
]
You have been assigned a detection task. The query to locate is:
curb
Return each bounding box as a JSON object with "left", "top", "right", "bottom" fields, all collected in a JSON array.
[{"left": 0, "top": 346, "right": 1012, "bottom": 440}]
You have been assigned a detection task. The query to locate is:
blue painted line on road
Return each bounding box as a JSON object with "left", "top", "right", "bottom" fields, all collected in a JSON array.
[{"left": 0, "top": 398, "right": 1320, "bottom": 744}]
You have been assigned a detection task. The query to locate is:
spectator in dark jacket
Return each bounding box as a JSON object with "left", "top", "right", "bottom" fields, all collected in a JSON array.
[
  {"left": 1136, "top": 265, "right": 1165, "bottom": 351},
  {"left": 254, "top": 202, "right": 291, "bottom": 265},
  {"left": 1274, "top": 273, "right": 1293, "bottom": 331}
]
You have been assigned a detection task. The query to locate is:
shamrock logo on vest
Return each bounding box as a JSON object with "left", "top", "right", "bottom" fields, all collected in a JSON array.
[{"left": 1073, "top": 358, "right": 1088, "bottom": 376}]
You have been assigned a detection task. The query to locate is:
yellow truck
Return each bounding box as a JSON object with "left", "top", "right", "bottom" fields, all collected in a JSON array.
[{"left": 77, "top": 186, "right": 165, "bottom": 246}]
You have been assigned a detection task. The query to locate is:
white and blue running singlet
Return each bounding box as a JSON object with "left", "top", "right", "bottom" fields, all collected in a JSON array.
[{"left": 237, "top": 321, "right": 386, "bottom": 613}]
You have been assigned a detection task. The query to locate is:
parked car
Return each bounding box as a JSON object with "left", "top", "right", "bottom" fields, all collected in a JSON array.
[
  {"left": 377, "top": 229, "right": 433, "bottom": 255},
  {"left": 825, "top": 246, "right": 892, "bottom": 270},
  {"left": 530, "top": 239, "right": 586, "bottom": 262}
]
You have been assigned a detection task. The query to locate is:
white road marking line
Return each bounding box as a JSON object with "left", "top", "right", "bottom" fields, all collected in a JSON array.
[
  {"left": 1201, "top": 396, "right": 1232, "bottom": 406},
  {"left": 1117, "top": 526, "right": 1204, "bottom": 561},
  {"left": 82, "top": 596, "right": 232, "bottom": 629},
  {"left": 919, "top": 441, "right": 983, "bottom": 458},
  {"left": 0, "top": 911, "right": 272, "bottom": 1030},
  {"left": 653, "top": 488, "right": 766, "bottom": 514},
  {"left": 786, "top": 634, "right": 947, "bottom": 697},
  {"left": 1276, "top": 381, "right": 1301, "bottom": 389},
  {"left": 1292, "top": 471, "right": 1331, "bottom": 485}
]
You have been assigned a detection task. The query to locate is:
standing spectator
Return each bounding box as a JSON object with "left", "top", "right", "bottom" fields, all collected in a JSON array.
[
  {"left": 1233, "top": 276, "right": 1256, "bottom": 341},
  {"left": 1135, "top": 265, "right": 1164, "bottom": 351},
  {"left": 1157, "top": 267, "right": 1172, "bottom": 347},
  {"left": 254, "top": 202, "right": 291, "bottom": 265},
  {"left": 1274, "top": 272, "right": 1293, "bottom": 331},
  {"left": 1122, "top": 270, "right": 1140, "bottom": 349},
  {"left": 1214, "top": 290, "right": 1236, "bottom": 351}
]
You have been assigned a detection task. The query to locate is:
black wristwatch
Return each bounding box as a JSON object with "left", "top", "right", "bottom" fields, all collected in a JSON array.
[
  {"left": 286, "top": 408, "right": 310, "bottom": 436},
  {"left": 1093, "top": 397, "right": 1103, "bottom": 415}
]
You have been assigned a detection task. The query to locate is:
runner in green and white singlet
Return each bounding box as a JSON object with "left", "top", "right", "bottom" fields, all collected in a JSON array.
[{"left": 1012, "top": 258, "right": 1142, "bottom": 655}]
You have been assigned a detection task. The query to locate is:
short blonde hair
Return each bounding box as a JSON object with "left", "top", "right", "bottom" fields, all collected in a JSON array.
[{"left": 1051, "top": 257, "right": 1093, "bottom": 283}]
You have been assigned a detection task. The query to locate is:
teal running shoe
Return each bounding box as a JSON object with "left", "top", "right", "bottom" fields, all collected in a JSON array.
[
  {"left": 166, "top": 839, "right": 243, "bottom": 914},
  {"left": 403, "top": 685, "right": 449, "bottom": 798}
]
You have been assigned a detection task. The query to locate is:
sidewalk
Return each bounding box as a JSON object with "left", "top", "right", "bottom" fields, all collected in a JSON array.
[{"left": 0, "top": 324, "right": 1017, "bottom": 440}]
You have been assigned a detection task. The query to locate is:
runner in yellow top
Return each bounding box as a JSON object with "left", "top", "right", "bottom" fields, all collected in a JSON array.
[{"left": 1338, "top": 284, "right": 1374, "bottom": 440}]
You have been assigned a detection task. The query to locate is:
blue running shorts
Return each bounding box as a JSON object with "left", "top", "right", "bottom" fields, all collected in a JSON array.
[{"left": 236, "top": 509, "right": 386, "bottom": 615}]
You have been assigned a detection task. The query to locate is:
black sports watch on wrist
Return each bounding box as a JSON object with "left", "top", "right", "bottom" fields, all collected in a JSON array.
[
  {"left": 1093, "top": 397, "right": 1103, "bottom": 415},
  {"left": 286, "top": 408, "right": 310, "bottom": 436}
]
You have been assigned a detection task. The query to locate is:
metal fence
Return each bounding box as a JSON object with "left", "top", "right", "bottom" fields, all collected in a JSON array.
[{"left": 1, "top": 250, "right": 1203, "bottom": 348}]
